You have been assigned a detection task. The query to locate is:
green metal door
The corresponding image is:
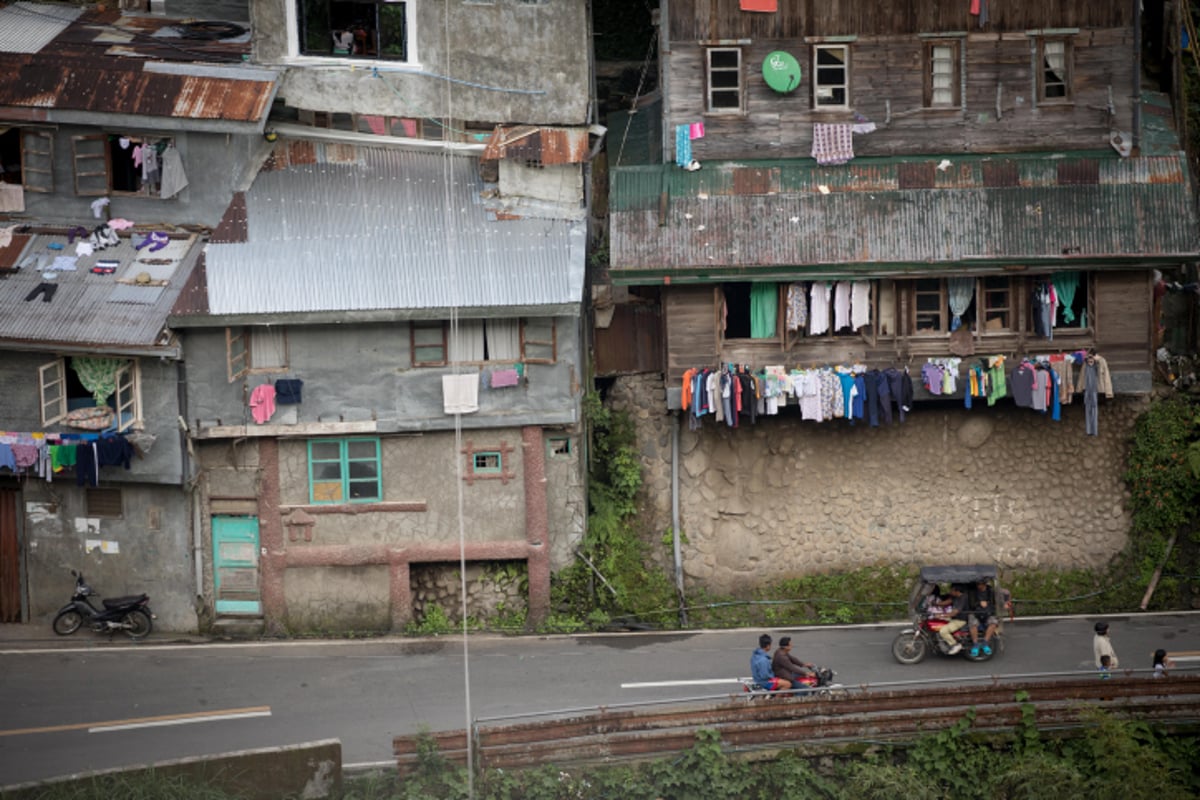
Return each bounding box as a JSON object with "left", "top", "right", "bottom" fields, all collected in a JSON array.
[{"left": 213, "top": 515, "right": 261, "bottom": 615}]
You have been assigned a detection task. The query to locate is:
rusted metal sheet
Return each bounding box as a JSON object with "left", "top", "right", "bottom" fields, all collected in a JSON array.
[
  {"left": 482, "top": 125, "right": 591, "bottom": 165},
  {"left": 0, "top": 8, "right": 274, "bottom": 124}
]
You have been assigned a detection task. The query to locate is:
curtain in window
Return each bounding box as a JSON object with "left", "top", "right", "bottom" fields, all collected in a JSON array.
[
  {"left": 485, "top": 319, "right": 521, "bottom": 361},
  {"left": 931, "top": 46, "right": 954, "bottom": 106},
  {"left": 1052, "top": 271, "right": 1080, "bottom": 324},
  {"left": 947, "top": 277, "right": 975, "bottom": 331},
  {"left": 250, "top": 328, "right": 287, "bottom": 369},
  {"left": 1044, "top": 42, "right": 1065, "bottom": 82},
  {"left": 71, "top": 357, "right": 128, "bottom": 405},
  {"left": 448, "top": 320, "right": 485, "bottom": 362},
  {"left": 750, "top": 283, "right": 777, "bottom": 338}
]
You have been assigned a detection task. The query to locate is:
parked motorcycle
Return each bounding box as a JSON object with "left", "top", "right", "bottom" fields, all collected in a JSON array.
[
  {"left": 891, "top": 564, "right": 1007, "bottom": 665},
  {"left": 51, "top": 569, "right": 154, "bottom": 640}
]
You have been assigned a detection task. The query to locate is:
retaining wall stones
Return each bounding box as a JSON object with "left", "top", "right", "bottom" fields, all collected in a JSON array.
[
  {"left": 608, "top": 374, "right": 1145, "bottom": 595},
  {"left": 411, "top": 562, "right": 528, "bottom": 625}
]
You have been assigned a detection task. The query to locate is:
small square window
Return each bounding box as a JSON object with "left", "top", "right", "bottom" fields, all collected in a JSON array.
[
  {"left": 86, "top": 488, "right": 123, "bottom": 518},
  {"left": 473, "top": 451, "right": 502, "bottom": 474},
  {"left": 308, "top": 438, "right": 382, "bottom": 504},
  {"left": 548, "top": 437, "right": 571, "bottom": 457}
]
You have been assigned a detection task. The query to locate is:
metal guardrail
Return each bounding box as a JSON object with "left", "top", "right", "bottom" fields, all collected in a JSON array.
[{"left": 393, "top": 673, "right": 1200, "bottom": 775}]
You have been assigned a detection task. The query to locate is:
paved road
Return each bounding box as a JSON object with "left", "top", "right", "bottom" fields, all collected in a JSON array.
[{"left": 1, "top": 613, "right": 1196, "bottom": 786}]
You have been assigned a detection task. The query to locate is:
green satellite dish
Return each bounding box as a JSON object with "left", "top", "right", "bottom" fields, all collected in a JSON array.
[{"left": 762, "top": 50, "right": 801, "bottom": 94}]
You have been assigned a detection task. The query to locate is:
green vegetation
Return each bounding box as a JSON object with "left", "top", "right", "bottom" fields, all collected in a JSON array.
[
  {"left": 1123, "top": 394, "right": 1200, "bottom": 599},
  {"left": 547, "top": 392, "right": 677, "bottom": 631}
]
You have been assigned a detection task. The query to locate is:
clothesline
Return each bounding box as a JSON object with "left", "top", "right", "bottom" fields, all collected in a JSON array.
[{"left": 0, "top": 431, "right": 136, "bottom": 486}]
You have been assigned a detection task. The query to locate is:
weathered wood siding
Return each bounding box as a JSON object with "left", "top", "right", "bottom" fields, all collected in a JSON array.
[
  {"left": 1094, "top": 270, "right": 1152, "bottom": 372},
  {"left": 668, "top": 0, "right": 1134, "bottom": 40},
  {"left": 663, "top": 273, "right": 1152, "bottom": 384},
  {"left": 667, "top": 29, "right": 1134, "bottom": 160}
]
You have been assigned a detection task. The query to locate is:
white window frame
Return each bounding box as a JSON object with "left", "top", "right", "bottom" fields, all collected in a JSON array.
[
  {"left": 112, "top": 361, "right": 141, "bottom": 432},
  {"left": 38, "top": 357, "right": 141, "bottom": 430},
  {"left": 39, "top": 359, "right": 67, "bottom": 425},
  {"left": 288, "top": 0, "right": 419, "bottom": 67},
  {"left": 705, "top": 47, "right": 743, "bottom": 114},
  {"left": 813, "top": 44, "right": 850, "bottom": 110}
]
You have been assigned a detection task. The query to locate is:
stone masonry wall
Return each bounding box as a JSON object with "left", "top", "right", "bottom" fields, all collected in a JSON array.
[{"left": 608, "top": 375, "right": 1145, "bottom": 594}]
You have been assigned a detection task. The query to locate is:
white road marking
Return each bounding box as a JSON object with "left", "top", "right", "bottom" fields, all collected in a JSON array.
[
  {"left": 89, "top": 708, "right": 271, "bottom": 733},
  {"left": 621, "top": 678, "right": 742, "bottom": 688}
]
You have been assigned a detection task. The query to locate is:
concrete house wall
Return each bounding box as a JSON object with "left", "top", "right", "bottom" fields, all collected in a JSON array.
[
  {"left": 0, "top": 352, "right": 195, "bottom": 630},
  {"left": 250, "top": 0, "right": 592, "bottom": 125}
]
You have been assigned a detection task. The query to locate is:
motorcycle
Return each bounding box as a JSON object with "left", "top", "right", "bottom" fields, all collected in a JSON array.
[
  {"left": 740, "top": 666, "right": 842, "bottom": 699},
  {"left": 51, "top": 569, "right": 154, "bottom": 640},
  {"left": 891, "top": 564, "right": 1009, "bottom": 665}
]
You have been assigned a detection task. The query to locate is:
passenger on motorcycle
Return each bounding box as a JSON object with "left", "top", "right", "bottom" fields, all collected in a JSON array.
[
  {"left": 771, "top": 635, "right": 815, "bottom": 684},
  {"left": 967, "top": 579, "right": 1011, "bottom": 657},
  {"left": 751, "top": 634, "right": 792, "bottom": 692},
  {"left": 936, "top": 585, "right": 969, "bottom": 655}
]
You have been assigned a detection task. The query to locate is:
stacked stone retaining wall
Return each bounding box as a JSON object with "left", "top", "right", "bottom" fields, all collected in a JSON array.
[{"left": 607, "top": 374, "right": 1145, "bottom": 594}]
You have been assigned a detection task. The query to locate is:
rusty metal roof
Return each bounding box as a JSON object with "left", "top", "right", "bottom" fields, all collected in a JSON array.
[
  {"left": 0, "top": 229, "right": 202, "bottom": 353},
  {"left": 482, "top": 125, "right": 592, "bottom": 165},
  {"left": 608, "top": 153, "right": 1200, "bottom": 278},
  {"left": 0, "top": 6, "right": 276, "bottom": 126}
]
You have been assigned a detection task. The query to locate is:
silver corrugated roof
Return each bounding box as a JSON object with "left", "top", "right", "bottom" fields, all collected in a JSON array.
[
  {"left": 203, "top": 145, "right": 586, "bottom": 316},
  {"left": 0, "top": 233, "right": 200, "bottom": 352},
  {"left": 0, "top": 2, "right": 83, "bottom": 54}
]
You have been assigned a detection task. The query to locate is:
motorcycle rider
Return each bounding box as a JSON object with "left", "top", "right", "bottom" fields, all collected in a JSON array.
[
  {"left": 936, "top": 585, "right": 969, "bottom": 655},
  {"left": 751, "top": 634, "right": 792, "bottom": 693},
  {"left": 967, "top": 579, "right": 1011, "bottom": 658},
  {"left": 771, "top": 635, "right": 815, "bottom": 685}
]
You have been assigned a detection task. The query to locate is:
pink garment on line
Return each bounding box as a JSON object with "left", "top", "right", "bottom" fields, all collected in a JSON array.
[
  {"left": 249, "top": 384, "right": 276, "bottom": 424},
  {"left": 689, "top": 121, "right": 705, "bottom": 140}
]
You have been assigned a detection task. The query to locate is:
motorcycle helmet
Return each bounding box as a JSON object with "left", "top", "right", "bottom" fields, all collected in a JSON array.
[{"left": 1094, "top": 622, "right": 1109, "bottom": 634}]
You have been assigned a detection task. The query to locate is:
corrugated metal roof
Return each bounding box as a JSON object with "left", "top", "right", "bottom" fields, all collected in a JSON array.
[
  {"left": 609, "top": 154, "right": 1200, "bottom": 273},
  {"left": 0, "top": 2, "right": 82, "bottom": 55},
  {"left": 0, "top": 232, "right": 201, "bottom": 351},
  {"left": 196, "top": 142, "right": 586, "bottom": 316},
  {"left": 0, "top": 7, "right": 275, "bottom": 124}
]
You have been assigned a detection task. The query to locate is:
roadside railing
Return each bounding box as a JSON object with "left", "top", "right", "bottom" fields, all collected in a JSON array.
[{"left": 393, "top": 672, "right": 1200, "bottom": 776}]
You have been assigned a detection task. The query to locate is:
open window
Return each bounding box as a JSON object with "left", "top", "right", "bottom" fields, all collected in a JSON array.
[
  {"left": 72, "top": 134, "right": 175, "bottom": 198},
  {"left": 813, "top": 44, "right": 850, "bottom": 109},
  {"left": 297, "top": 0, "right": 413, "bottom": 62},
  {"left": 226, "top": 327, "right": 288, "bottom": 381},
  {"left": 38, "top": 357, "right": 141, "bottom": 431},
  {"left": 1, "top": 128, "right": 53, "bottom": 194}
]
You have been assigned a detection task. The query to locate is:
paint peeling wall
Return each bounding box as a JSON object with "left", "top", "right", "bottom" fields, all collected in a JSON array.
[
  {"left": 250, "top": 0, "right": 591, "bottom": 124},
  {"left": 17, "top": 125, "right": 263, "bottom": 229},
  {"left": 181, "top": 319, "right": 583, "bottom": 431}
]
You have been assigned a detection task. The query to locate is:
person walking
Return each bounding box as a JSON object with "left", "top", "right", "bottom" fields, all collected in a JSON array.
[
  {"left": 1153, "top": 648, "right": 1174, "bottom": 678},
  {"left": 1093, "top": 622, "right": 1119, "bottom": 671}
]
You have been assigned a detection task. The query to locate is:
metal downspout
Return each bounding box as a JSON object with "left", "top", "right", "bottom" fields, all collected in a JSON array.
[
  {"left": 671, "top": 411, "right": 687, "bottom": 626},
  {"left": 1133, "top": 0, "right": 1142, "bottom": 152},
  {"left": 177, "top": 360, "right": 201, "bottom": 605}
]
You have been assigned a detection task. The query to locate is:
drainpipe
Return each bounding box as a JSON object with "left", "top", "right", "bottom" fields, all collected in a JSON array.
[
  {"left": 1132, "top": 0, "right": 1142, "bottom": 152},
  {"left": 658, "top": 0, "right": 671, "bottom": 165},
  {"left": 177, "top": 359, "right": 201, "bottom": 603},
  {"left": 671, "top": 411, "right": 687, "bottom": 626}
]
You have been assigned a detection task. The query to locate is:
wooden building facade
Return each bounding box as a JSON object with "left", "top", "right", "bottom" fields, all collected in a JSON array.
[{"left": 605, "top": 0, "right": 1198, "bottom": 398}]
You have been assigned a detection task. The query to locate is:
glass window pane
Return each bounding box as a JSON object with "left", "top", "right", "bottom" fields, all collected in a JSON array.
[
  {"left": 378, "top": 3, "right": 407, "bottom": 60},
  {"left": 311, "top": 441, "right": 340, "bottom": 460},
  {"left": 348, "top": 461, "right": 378, "bottom": 480},
  {"left": 712, "top": 72, "right": 739, "bottom": 89},
  {"left": 312, "top": 481, "right": 343, "bottom": 502},
  {"left": 712, "top": 91, "right": 740, "bottom": 108},
  {"left": 347, "top": 440, "right": 376, "bottom": 459},
  {"left": 816, "top": 67, "right": 844, "bottom": 84},
  {"left": 710, "top": 50, "right": 739, "bottom": 69},
  {"left": 348, "top": 480, "right": 378, "bottom": 499},
  {"left": 817, "top": 48, "right": 845, "bottom": 67},
  {"left": 313, "top": 462, "right": 342, "bottom": 481}
]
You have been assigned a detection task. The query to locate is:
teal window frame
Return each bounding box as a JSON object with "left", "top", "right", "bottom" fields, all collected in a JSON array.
[
  {"left": 307, "top": 437, "right": 382, "bottom": 504},
  {"left": 472, "top": 451, "right": 502, "bottom": 474},
  {"left": 547, "top": 437, "right": 571, "bottom": 457}
]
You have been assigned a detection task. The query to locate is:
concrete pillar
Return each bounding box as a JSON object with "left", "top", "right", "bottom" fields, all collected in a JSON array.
[
  {"left": 522, "top": 426, "right": 550, "bottom": 625},
  {"left": 258, "top": 438, "right": 287, "bottom": 636}
]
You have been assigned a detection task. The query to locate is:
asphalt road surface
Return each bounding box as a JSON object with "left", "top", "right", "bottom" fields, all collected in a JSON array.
[{"left": 1, "top": 612, "right": 1196, "bottom": 786}]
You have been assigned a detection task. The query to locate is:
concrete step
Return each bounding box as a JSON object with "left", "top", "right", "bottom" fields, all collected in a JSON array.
[{"left": 212, "top": 616, "right": 265, "bottom": 639}]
